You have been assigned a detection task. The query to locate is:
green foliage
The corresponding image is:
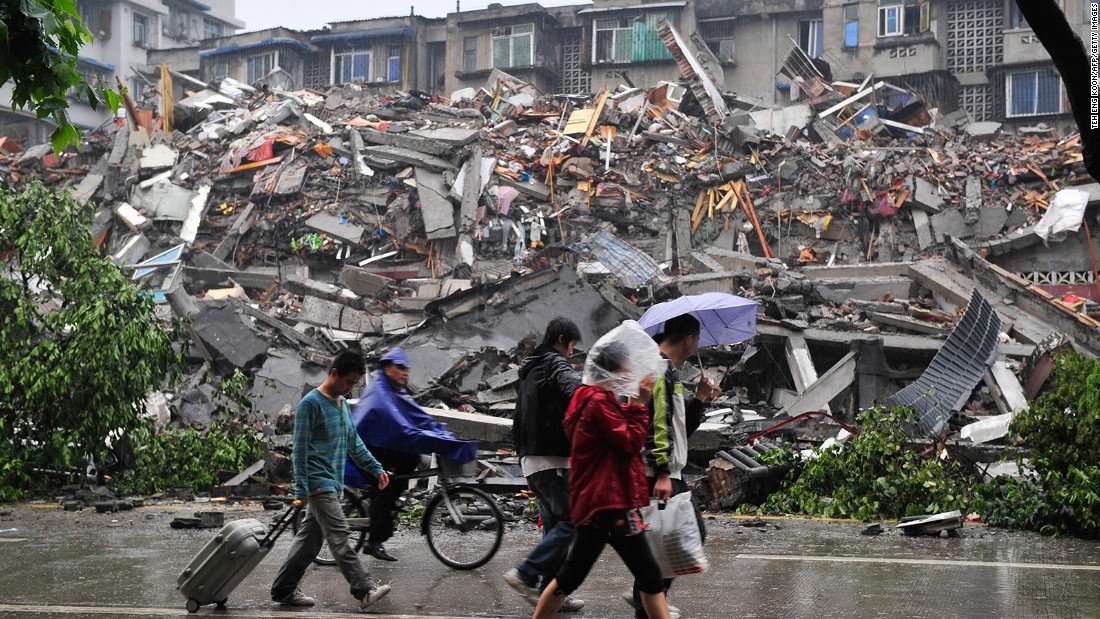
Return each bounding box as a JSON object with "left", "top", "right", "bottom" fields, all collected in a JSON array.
[
  {"left": 111, "top": 371, "right": 270, "bottom": 495},
  {"left": 0, "top": 0, "right": 122, "bottom": 152},
  {"left": 0, "top": 182, "right": 185, "bottom": 500},
  {"left": 977, "top": 353, "right": 1100, "bottom": 537},
  {"left": 759, "top": 407, "right": 974, "bottom": 520}
]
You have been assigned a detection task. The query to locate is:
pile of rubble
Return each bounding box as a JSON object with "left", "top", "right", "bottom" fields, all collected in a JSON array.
[{"left": 5, "top": 19, "right": 1100, "bottom": 507}]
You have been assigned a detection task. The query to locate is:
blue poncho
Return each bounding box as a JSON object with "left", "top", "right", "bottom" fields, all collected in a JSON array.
[{"left": 345, "top": 371, "right": 478, "bottom": 487}]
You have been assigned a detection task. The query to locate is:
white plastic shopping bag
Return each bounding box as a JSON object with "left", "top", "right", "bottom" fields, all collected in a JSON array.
[{"left": 641, "top": 492, "right": 708, "bottom": 578}]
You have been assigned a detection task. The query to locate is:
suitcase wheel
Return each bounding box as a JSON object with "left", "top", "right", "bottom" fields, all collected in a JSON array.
[{"left": 186, "top": 598, "right": 200, "bottom": 613}]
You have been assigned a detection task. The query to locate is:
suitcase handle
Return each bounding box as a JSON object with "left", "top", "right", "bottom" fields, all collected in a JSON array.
[{"left": 261, "top": 501, "right": 303, "bottom": 549}]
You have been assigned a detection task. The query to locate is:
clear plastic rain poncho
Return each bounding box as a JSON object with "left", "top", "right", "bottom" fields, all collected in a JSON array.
[{"left": 581, "top": 320, "right": 666, "bottom": 399}]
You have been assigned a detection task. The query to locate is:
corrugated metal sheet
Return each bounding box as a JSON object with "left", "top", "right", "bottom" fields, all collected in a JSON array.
[{"left": 888, "top": 289, "right": 1002, "bottom": 437}]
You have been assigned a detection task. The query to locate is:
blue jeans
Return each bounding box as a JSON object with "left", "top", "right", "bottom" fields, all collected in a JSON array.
[{"left": 516, "top": 468, "right": 574, "bottom": 589}]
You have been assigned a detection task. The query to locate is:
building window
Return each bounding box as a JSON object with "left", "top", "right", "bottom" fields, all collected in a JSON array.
[
  {"left": 213, "top": 63, "right": 228, "bottom": 79},
  {"left": 388, "top": 45, "right": 401, "bottom": 81},
  {"left": 203, "top": 18, "right": 222, "bottom": 40},
  {"left": 844, "top": 5, "right": 859, "bottom": 48},
  {"left": 133, "top": 12, "right": 149, "bottom": 46},
  {"left": 334, "top": 50, "right": 370, "bottom": 83},
  {"left": 1007, "top": 68, "right": 1062, "bottom": 117},
  {"left": 463, "top": 36, "right": 478, "bottom": 73},
  {"left": 800, "top": 19, "right": 823, "bottom": 57},
  {"left": 878, "top": 0, "right": 930, "bottom": 37},
  {"left": 491, "top": 23, "right": 534, "bottom": 68},
  {"left": 130, "top": 77, "right": 146, "bottom": 101},
  {"left": 701, "top": 21, "right": 735, "bottom": 63},
  {"left": 246, "top": 52, "right": 276, "bottom": 83},
  {"left": 593, "top": 17, "right": 633, "bottom": 63}
]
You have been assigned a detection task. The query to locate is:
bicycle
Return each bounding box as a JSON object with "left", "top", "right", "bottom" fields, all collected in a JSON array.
[{"left": 291, "top": 455, "right": 504, "bottom": 570}]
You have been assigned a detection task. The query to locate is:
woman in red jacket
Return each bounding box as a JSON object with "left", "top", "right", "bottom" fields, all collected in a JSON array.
[{"left": 532, "top": 342, "right": 670, "bottom": 619}]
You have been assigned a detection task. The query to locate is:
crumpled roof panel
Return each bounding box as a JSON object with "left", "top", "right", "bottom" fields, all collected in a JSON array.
[{"left": 888, "top": 289, "right": 1001, "bottom": 437}]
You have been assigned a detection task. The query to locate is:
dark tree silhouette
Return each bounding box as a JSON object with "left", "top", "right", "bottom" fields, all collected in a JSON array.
[{"left": 1014, "top": 0, "right": 1100, "bottom": 180}]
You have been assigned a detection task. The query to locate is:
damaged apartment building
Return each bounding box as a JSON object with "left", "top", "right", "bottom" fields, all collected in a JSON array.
[{"left": 3, "top": 0, "right": 1100, "bottom": 505}]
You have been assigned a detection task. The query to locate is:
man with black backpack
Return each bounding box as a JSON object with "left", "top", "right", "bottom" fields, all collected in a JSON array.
[{"left": 504, "top": 318, "right": 586, "bottom": 613}]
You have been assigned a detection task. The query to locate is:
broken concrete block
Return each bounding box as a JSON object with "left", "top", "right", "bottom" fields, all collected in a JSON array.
[
  {"left": 114, "top": 203, "right": 150, "bottom": 232},
  {"left": 911, "top": 177, "right": 944, "bottom": 213},
  {"left": 965, "top": 122, "right": 1002, "bottom": 141},
  {"left": 140, "top": 144, "right": 178, "bottom": 170}
]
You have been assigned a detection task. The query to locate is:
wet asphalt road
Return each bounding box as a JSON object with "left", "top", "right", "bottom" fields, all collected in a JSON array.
[{"left": 2, "top": 503, "right": 1100, "bottom": 618}]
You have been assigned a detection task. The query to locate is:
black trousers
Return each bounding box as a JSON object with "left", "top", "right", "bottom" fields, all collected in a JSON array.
[
  {"left": 366, "top": 446, "right": 420, "bottom": 545},
  {"left": 553, "top": 509, "right": 665, "bottom": 597}
]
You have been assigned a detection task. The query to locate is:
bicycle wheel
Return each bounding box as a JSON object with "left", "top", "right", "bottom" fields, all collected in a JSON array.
[
  {"left": 290, "top": 492, "right": 369, "bottom": 566},
  {"left": 422, "top": 485, "right": 503, "bottom": 570}
]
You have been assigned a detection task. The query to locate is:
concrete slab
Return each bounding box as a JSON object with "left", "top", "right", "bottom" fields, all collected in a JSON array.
[
  {"left": 139, "top": 144, "right": 178, "bottom": 170},
  {"left": 303, "top": 212, "right": 366, "bottom": 245},
  {"left": 930, "top": 209, "right": 970, "bottom": 242},
  {"left": 780, "top": 351, "right": 857, "bottom": 416},
  {"left": 362, "top": 145, "right": 455, "bottom": 172},
  {"left": 296, "top": 295, "right": 380, "bottom": 334},
  {"left": 70, "top": 173, "right": 103, "bottom": 203},
  {"left": 912, "top": 177, "right": 944, "bottom": 213},
  {"left": 409, "top": 127, "right": 481, "bottom": 146},
  {"left": 178, "top": 184, "right": 212, "bottom": 244},
  {"left": 416, "top": 168, "right": 457, "bottom": 240},
  {"left": 133, "top": 182, "right": 195, "bottom": 221},
  {"left": 977, "top": 206, "right": 1009, "bottom": 238},
  {"left": 191, "top": 303, "right": 269, "bottom": 373},
  {"left": 113, "top": 203, "right": 149, "bottom": 232},
  {"left": 912, "top": 208, "right": 934, "bottom": 250}
]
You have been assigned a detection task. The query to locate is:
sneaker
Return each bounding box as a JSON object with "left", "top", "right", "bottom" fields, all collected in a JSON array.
[
  {"left": 359, "top": 584, "right": 391, "bottom": 612},
  {"left": 273, "top": 588, "right": 315, "bottom": 606},
  {"left": 560, "top": 595, "right": 586, "bottom": 612},
  {"left": 362, "top": 542, "right": 397, "bottom": 562},
  {"left": 620, "top": 590, "right": 680, "bottom": 615},
  {"left": 504, "top": 567, "right": 539, "bottom": 601}
]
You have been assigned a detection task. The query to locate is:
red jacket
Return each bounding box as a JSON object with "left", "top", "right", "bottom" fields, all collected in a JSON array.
[{"left": 564, "top": 384, "right": 651, "bottom": 526}]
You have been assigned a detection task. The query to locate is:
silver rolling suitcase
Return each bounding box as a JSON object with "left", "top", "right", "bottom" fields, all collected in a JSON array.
[{"left": 177, "top": 503, "right": 300, "bottom": 613}]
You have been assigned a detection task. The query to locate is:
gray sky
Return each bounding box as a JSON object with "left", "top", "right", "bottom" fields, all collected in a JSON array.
[{"left": 235, "top": 0, "right": 590, "bottom": 32}]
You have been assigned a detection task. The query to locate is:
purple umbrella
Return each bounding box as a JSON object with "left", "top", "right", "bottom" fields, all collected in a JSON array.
[{"left": 637, "top": 292, "right": 758, "bottom": 348}]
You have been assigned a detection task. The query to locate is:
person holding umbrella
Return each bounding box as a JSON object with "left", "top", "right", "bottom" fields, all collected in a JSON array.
[
  {"left": 629, "top": 292, "right": 758, "bottom": 619},
  {"left": 624, "top": 313, "right": 712, "bottom": 619}
]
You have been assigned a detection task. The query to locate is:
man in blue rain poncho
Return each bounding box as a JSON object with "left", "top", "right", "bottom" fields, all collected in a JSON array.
[{"left": 347, "top": 348, "right": 477, "bottom": 562}]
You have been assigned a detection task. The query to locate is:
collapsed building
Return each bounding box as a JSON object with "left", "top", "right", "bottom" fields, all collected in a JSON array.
[{"left": 6, "top": 16, "right": 1100, "bottom": 506}]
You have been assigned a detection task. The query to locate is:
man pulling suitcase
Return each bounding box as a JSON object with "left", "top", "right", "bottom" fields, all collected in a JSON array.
[{"left": 269, "top": 350, "right": 393, "bottom": 612}]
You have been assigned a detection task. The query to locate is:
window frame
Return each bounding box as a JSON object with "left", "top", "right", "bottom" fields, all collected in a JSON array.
[
  {"left": 333, "top": 49, "right": 371, "bottom": 83},
  {"left": 130, "top": 77, "right": 146, "bottom": 101},
  {"left": 878, "top": 3, "right": 903, "bottom": 37},
  {"left": 800, "top": 18, "right": 824, "bottom": 58},
  {"left": 491, "top": 23, "right": 534, "bottom": 68},
  {"left": 246, "top": 51, "right": 277, "bottom": 84},
  {"left": 132, "top": 11, "right": 149, "bottom": 46},
  {"left": 463, "top": 35, "right": 478, "bottom": 73},
  {"left": 202, "top": 18, "right": 222, "bottom": 40},
  {"left": 1006, "top": 69, "right": 1063, "bottom": 118},
  {"left": 844, "top": 4, "right": 860, "bottom": 48},
  {"left": 388, "top": 45, "right": 401, "bottom": 82},
  {"left": 592, "top": 17, "right": 633, "bottom": 63}
]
